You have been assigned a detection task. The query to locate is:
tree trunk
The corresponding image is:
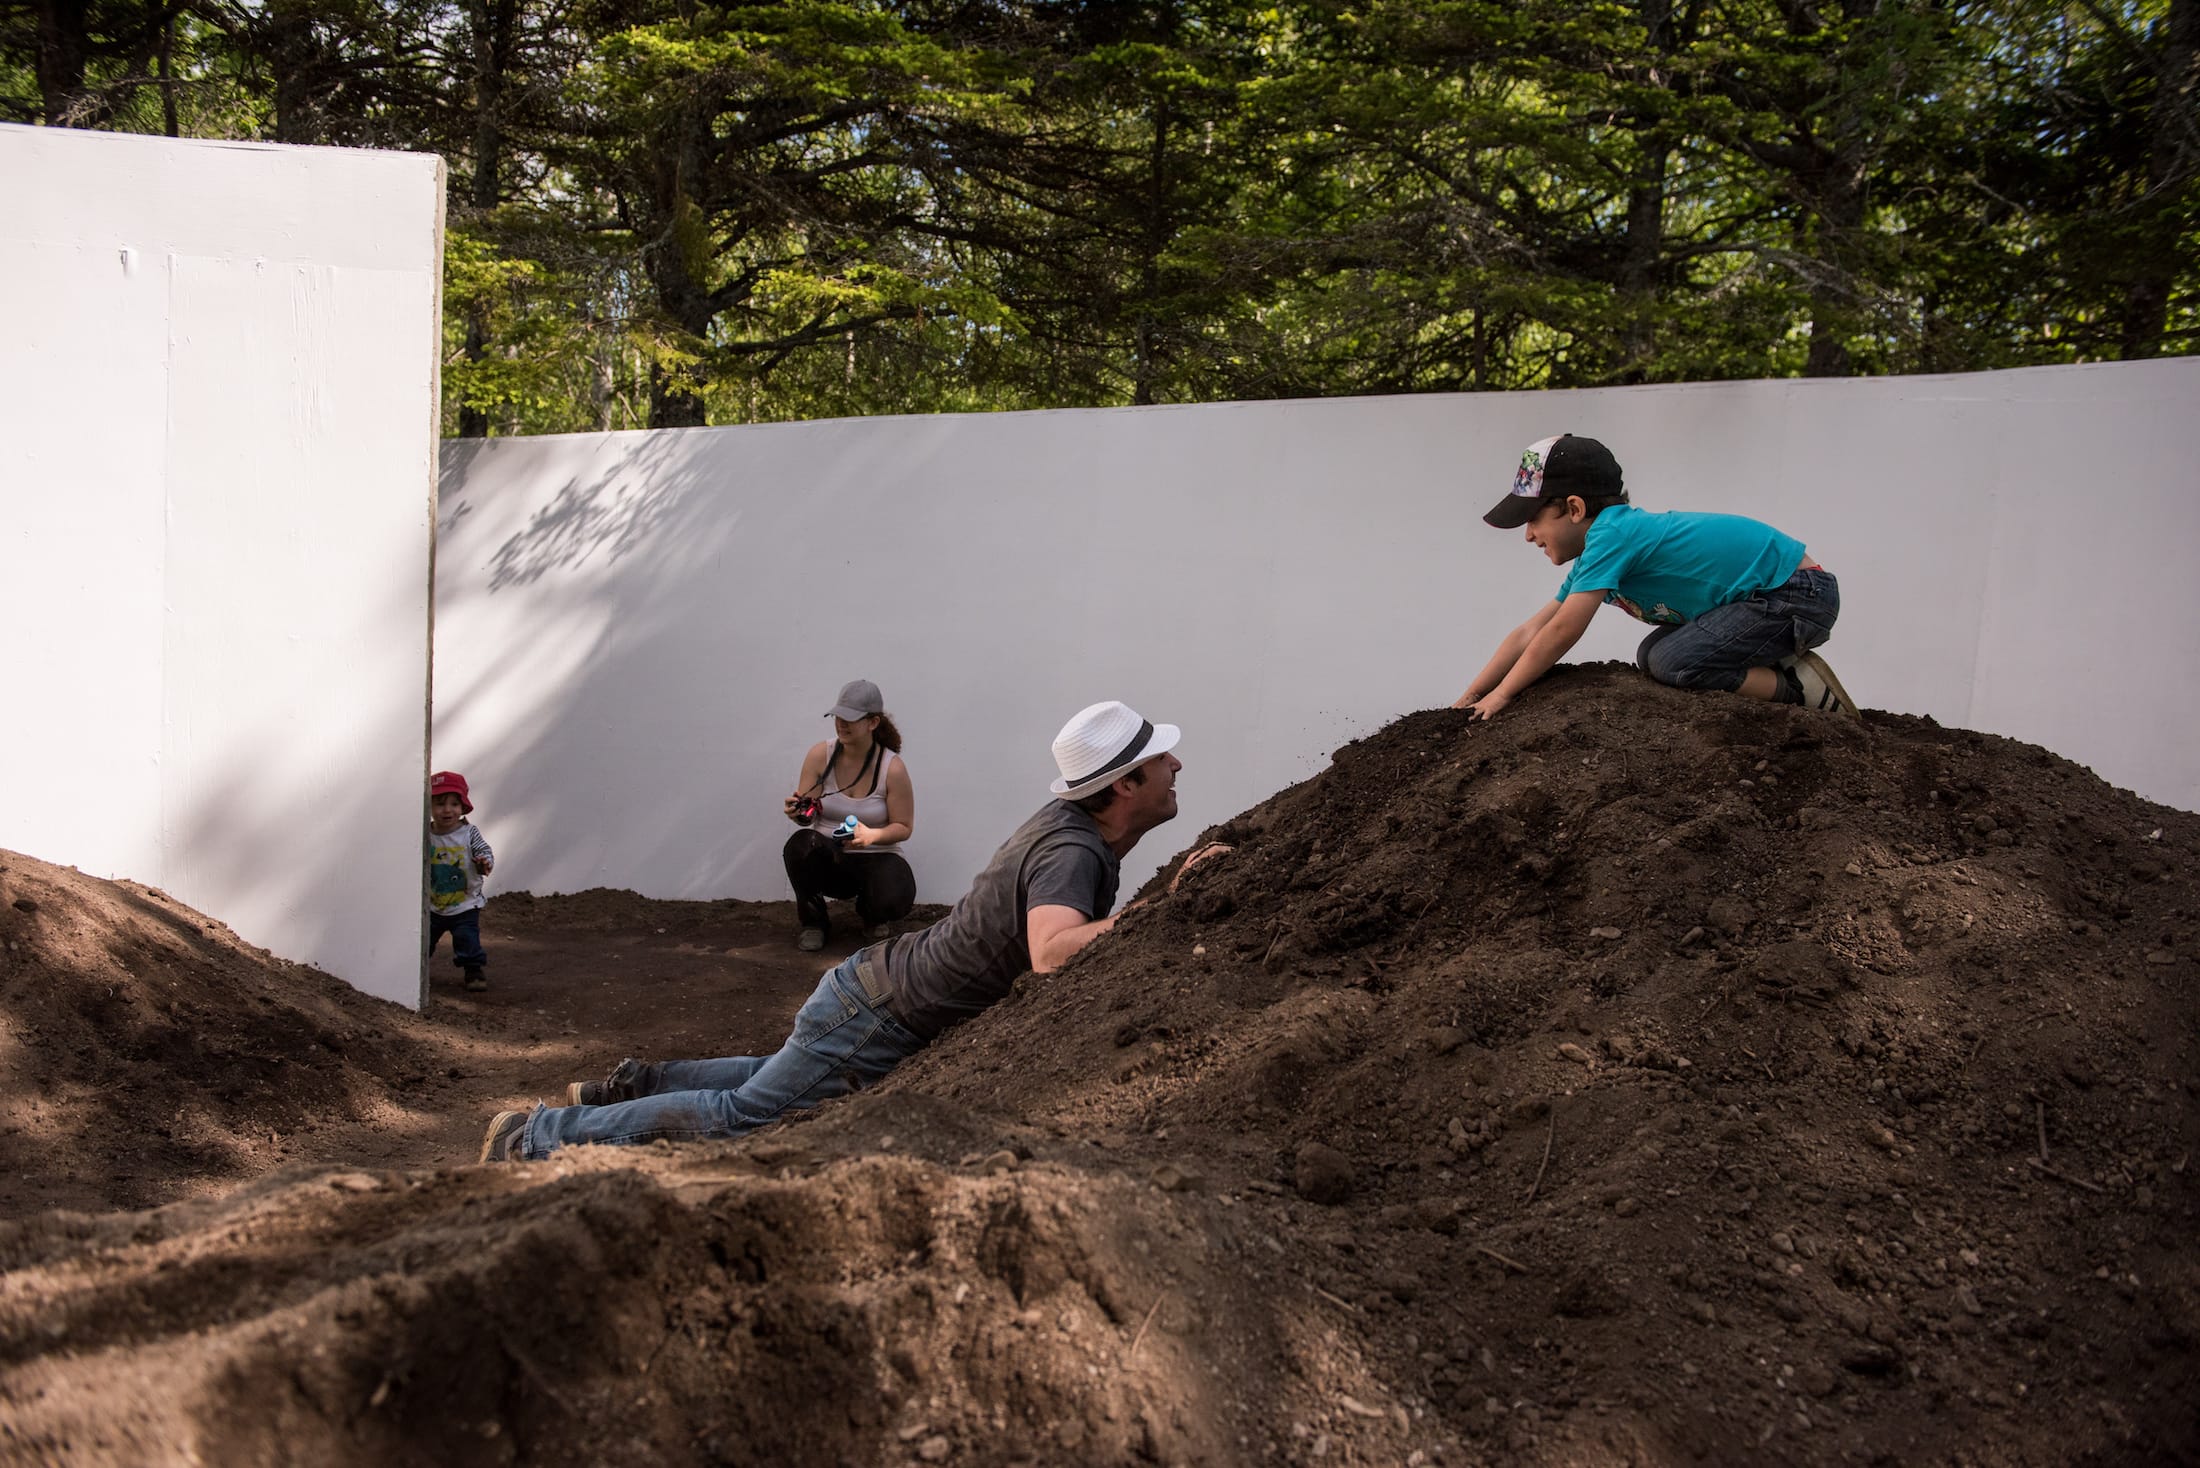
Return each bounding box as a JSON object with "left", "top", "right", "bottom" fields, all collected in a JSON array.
[
  {"left": 1131, "top": 101, "right": 1173, "bottom": 407},
  {"left": 267, "top": 10, "right": 316, "bottom": 144},
  {"left": 2120, "top": 0, "right": 2197, "bottom": 357},
  {"left": 158, "top": 11, "right": 177, "bottom": 136},
  {"left": 648, "top": 366, "right": 709, "bottom": 429},
  {"left": 34, "top": 0, "right": 93, "bottom": 125},
  {"left": 457, "top": 0, "right": 516, "bottom": 438},
  {"left": 1618, "top": 144, "right": 1670, "bottom": 380},
  {"left": 1616, "top": 0, "right": 1676, "bottom": 380},
  {"left": 1801, "top": 165, "right": 1865, "bottom": 379}
]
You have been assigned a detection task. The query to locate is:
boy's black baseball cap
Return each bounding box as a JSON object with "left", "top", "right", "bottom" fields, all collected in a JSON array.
[{"left": 1484, "top": 433, "right": 1626, "bottom": 528}]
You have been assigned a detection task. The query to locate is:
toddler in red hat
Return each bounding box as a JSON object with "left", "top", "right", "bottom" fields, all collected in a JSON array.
[{"left": 427, "top": 771, "right": 496, "bottom": 992}]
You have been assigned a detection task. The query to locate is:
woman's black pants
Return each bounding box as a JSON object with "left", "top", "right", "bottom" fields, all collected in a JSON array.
[{"left": 782, "top": 828, "right": 916, "bottom": 936}]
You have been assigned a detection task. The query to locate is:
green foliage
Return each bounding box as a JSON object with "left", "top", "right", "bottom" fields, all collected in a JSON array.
[{"left": 7, "top": 0, "right": 2193, "bottom": 429}]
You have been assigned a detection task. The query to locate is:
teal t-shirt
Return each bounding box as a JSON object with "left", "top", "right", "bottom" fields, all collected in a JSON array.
[{"left": 1556, "top": 505, "right": 1806, "bottom": 625}]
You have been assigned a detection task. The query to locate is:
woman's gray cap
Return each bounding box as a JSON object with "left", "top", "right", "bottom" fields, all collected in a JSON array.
[{"left": 825, "top": 679, "right": 886, "bottom": 720}]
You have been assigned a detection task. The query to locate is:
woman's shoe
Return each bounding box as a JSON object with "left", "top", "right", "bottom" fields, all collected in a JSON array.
[{"left": 798, "top": 927, "right": 826, "bottom": 952}]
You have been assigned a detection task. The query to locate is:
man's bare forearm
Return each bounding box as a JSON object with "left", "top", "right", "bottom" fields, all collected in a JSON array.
[{"left": 1033, "top": 913, "right": 1117, "bottom": 973}]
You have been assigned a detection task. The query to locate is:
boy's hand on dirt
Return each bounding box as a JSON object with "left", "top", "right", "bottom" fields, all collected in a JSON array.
[
  {"left": 1168, "top": 842, "right": 1233, "bottom": 893},
  {"left": 1468, "top": 693, "right": 1512, "bottom": 721}
]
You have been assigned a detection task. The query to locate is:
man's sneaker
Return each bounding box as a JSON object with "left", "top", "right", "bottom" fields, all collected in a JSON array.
[
  {"left": 798, "top": 927, "right": 825, "bottom": 952},
  {"left": 1792, "top": 652, "right": 1858, "bottom": 717},
  {"left": 566, "top": 1057, "right": 646, "bottom": 1108},
  {"left": 462, "top": 965, "right": 488, "bottom": 992},
  {"left": 479, "top": 1108, "right": 530, "bottom": 1163}
]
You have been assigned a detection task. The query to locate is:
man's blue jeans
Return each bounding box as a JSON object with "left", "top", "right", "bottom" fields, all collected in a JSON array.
[
  {"left": 515, "top": 950, "right": 924, "bottom": 1159},
  {"left": 1636, "top": 566, "right": 1840, "bottom": 694}
]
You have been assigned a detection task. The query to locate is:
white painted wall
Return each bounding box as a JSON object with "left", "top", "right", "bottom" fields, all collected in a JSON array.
[
  {"left": 435, "top": 359, "right": 2200, "bottom": 912},
  {"left": 0, "top": 126, "right": 443, "bottom": 1008}
]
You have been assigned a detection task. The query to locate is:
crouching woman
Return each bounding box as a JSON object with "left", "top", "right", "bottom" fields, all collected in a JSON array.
[{"left": 782, "top": 679, "right": 915, "bottom": 950}]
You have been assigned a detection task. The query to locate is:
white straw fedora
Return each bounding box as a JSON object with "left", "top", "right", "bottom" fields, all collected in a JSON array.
[{"left": 1050, "top": 701, "right": 1181, "bottom": 801}]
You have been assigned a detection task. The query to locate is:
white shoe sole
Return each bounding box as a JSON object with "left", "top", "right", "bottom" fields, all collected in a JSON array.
[{"left": 1795, "top": 652, "right": 1858, "bottom": 716}]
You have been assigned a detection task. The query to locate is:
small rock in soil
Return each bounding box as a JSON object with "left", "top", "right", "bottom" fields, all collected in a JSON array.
[
  {"left": 1294, "top": 1142, "right": 1355, "bottom": 1205},
  {"left": 1150, "top": 1162, "right": 1202, "bottom": 1193}
]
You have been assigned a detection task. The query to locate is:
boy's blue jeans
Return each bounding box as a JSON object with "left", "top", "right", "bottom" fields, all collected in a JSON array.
[
  {"left": 1636, "top": 567, "right": 1840, "bottom": 694},
  {"left": 514, "top": 950, "right": 924, "bottom": 1160},
  {"left": 429, "top": 908, "right": 486, "bottom": 970}
]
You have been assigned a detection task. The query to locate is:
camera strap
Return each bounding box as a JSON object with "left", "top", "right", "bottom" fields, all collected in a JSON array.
[{"left": 806, "top": 739, "right": 882, "bottom": 801}]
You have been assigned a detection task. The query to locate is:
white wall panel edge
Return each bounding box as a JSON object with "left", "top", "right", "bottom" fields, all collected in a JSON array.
[{"left": 411, "top": 158, "right": 449, "bottom": 1012}]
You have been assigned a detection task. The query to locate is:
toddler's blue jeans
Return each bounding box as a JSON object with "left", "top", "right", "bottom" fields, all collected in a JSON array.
[
  {"left": 1636, "top": 566, "right": 1840, "bottom": 694},
  {"left": 429, "top": 908, "right": 487, "bottom": 970},
  {"left": 513, "top": 950, "right": 924, "bottom": 1160}
]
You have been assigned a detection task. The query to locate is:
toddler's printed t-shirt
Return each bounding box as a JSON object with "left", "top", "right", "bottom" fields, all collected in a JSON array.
[
  {"left": 428, "top": 823, "right": 495, "bottom": 914},
  {"left": 1556, "top": 505, "right": 1805, "bottom": 625}
]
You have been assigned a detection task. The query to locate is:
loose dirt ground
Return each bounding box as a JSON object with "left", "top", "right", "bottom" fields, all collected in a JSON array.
[{"left": 2, "top": 662, "right": 2195, "bottom": 1466}]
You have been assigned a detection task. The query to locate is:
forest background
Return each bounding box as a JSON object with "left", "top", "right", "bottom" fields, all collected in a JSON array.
[{"left": 6, "top": 0, "right": 2194, "bottom": 436}]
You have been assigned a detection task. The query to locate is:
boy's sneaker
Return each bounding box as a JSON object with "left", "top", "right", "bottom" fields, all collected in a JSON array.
[
  {"left": 566, "top": 1057, "right": 647, "bottom": 1108},
  {"left": 798, "top": 927, "right": 825, "bottom": 952},
  {"left": 479, "top": 1108, "right": 530, "bottom": 1163},
  {"left": 1792, "top": 652, "right": 1858, "bottom": 717},
  {"left": 462, "top": 965, "right": 488, "bottom": 992}
]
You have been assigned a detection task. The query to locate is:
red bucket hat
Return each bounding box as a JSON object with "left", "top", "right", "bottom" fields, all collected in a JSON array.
[{"left": 429, "top": 771, "right": 474, "bottom": 814}]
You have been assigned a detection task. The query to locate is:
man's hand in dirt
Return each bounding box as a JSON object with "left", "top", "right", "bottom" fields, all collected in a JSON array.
[
  {"left": 1168, "top": 843, "right": 1234, "bottom": 893},
  {"left": 1466, "top": 692, "right": 1513, "bottom": 721}
]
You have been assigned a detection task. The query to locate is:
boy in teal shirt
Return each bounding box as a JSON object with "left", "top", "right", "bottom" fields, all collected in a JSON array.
[{"left": 1456, "top": 434, "right": 1855, "bottom": 719}]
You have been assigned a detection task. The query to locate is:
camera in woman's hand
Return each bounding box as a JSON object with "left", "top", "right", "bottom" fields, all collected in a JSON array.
[{"left": 791, "top": 795, "right": 822, "bottom": 823}]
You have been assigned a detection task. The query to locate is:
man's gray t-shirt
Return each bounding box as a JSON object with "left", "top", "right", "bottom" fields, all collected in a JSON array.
[{"left": 874, "top": 801, "right": 1119, "bottom": 1040}]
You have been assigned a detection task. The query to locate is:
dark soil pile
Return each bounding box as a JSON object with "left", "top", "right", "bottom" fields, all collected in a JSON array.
[
  {"left": 0, "top": 855, "right": 441, "bottom": 1218},
  {"left": 2, "top": 662, "right": 2195, "bottom": 1467},
  {"left": 902, "top": 662, "right": 2200, "bottom": 1464}
]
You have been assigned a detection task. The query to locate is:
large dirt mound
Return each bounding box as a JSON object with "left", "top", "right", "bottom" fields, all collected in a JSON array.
[
  {"left": 0, "top": 853, "right": 441, "bottom": 1217},
  {"left": 2, "top": 663, "right": 2195, "bottom": 1466},
  {"left": 898, "top": 662, "right": 2200, "bottom": 1462}
]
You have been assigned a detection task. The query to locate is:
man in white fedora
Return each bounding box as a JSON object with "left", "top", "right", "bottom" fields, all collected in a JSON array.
[{"left": 482, "top": 700, "right": 1226, "bottom": 1161}]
